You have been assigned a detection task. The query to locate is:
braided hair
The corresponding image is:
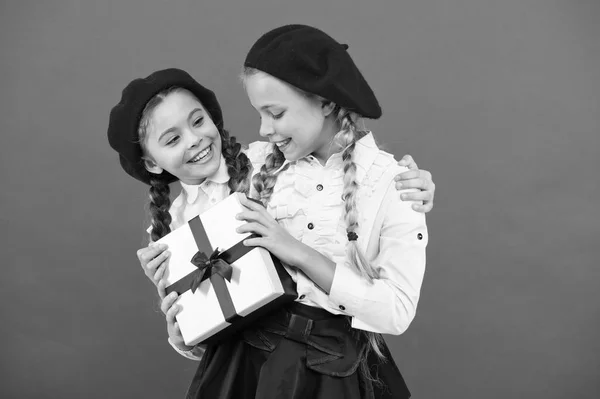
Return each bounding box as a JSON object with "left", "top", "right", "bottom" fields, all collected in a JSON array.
[
  {"left": 251, "top": 144, "right": 289, "bottom": 206},
  {"left": 220, "top": 128, "right": 252, "bottom": 196},
  {"left": 332, "top": 106, "right": 387, "bottom": 386}
]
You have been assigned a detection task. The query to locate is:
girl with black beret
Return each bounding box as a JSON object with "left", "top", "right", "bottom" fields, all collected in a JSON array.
[{"left": 168, "top": 25, "right": 429, "bottom": 399}]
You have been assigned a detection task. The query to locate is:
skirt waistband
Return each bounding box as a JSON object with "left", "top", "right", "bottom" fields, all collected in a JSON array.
[
  {"left": 242, "top": 302, "right": 364, "bottom": 379},
  {"left": 285, "top": 301, "right": 347, "bottom": 321}
]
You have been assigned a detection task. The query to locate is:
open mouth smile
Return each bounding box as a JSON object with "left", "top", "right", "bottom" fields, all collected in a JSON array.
[{"left": 187, "top": 145, "right": 213, "bottom": 163}]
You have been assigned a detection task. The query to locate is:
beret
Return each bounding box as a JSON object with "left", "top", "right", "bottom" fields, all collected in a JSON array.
[
  {"left": 244, "top": 24, "right": 381, "bottom": 119},
  {"left": 107, "top": 68, "right": 223, "bottom": 185}
]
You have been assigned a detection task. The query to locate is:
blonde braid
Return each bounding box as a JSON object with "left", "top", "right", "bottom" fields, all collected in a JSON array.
[
  {"left": 242, "top": 67, "right": 291, "bottom": 204},
  {"left": 334, "top": 108, "right": 387, "bottom": 386},
  {"left": 252, "top": 144, "right": 289, "bottom": 205},
  {"left": 335, "top": 108, "right": 379, "bottom": 281}
]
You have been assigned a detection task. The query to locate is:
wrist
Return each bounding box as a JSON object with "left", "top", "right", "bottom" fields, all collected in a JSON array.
[
  {"left": 293, "top": 244, "right": 336, "bottom": 293},
  {"left": 174, "top": 341, "right": 194, "bottom": 352},
  {"left": 289, "top": 241, "right": 315, "bottom": 269}
]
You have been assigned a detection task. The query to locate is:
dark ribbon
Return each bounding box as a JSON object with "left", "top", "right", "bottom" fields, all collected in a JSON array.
[
  {"left": 189, "top": 248, "right": 233, "bottom": 293},
  {"left": 165, "top": 215, "right": 260, "bottom": 324}
]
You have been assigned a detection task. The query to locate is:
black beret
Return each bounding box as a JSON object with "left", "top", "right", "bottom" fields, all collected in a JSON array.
[
  {"left": 244, "top": 24, "right": 381, "bottom": 119},
  {"left": 107, "top": 68, "right": 223, "bottom": 185}
]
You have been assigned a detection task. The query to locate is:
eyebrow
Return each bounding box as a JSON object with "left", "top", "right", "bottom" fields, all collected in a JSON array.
[
  {"left": 158, "top": 108, "right": 204, "bottom": 141},
  {"left": 259, "top": 104, "right": 280, "bottom": 111}
]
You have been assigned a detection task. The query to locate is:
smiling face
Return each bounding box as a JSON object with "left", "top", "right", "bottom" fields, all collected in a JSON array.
[
  {"left": 244, "top": 71, "right": 337, "bottom": 163},
  {"left": 141, "top": 89, "right": 222, "bottom": 185}
]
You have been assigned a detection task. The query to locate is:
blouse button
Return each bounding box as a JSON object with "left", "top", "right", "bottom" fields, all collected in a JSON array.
[
  {"left": 307, "top": 223, "right": 314, "bottom": 230},
  {"left": 339, "top": 305, "right": 346, "bottom": 311},
  {"left": 417, "top": 233, "right": 423, "bottom": 240},
  {"left": 299, "top": 294, "right": 306, "bottom": 300},
  {"left": 316, "top": 184, "right": 323, "bottom": 191}
]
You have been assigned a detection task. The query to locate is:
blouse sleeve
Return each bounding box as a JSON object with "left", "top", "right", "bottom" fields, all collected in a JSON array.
[
  {"left": 328, "top": 176, "right": 428, "bottom": 335},
  {"left": 167, "top": 338, "right": 206, "bottom": 361}
]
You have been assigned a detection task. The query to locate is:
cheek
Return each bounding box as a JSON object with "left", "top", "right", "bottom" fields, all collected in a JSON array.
[
  {"left": 279, "top": 115, "right": 300, "bottom": 135},
  {"left": 145, "top": 147, "right": 165, "bottom": 167},
  {"left": 208, "top": 126, "right": 220, "bottom": 139},
  {"left": 213, "top": 132, "right": 223, "bottom": 150},
  {"left": 156, "top": 148, "right": 184, "bottom": 168},
  {"left": 303, "top": 120, "right": 323, "bottom": 141},
  {"left": 299, "top": 110, "right": 324, "bottom": 134}
]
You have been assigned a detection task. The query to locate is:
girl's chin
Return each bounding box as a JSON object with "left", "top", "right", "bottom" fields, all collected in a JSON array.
[
  {"left": 280, "top": 146, "right": 297, "bottom": 160},
  {"left": 178, "top": 158, "right": 221, "bottom": 184},
  {"left": 283, "top": 149, "right": 306, "bottom": 162}
]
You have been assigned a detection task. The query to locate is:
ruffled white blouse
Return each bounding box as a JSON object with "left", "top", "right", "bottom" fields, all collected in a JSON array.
[{"left": 247, "top": 133, "right": 427, "bottom": 335}]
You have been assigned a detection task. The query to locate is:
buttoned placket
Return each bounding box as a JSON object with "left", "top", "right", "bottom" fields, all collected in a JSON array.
[
  {"left": 294, "top": 155, "right": 346, "bottom": 307},
  {"left": 320, "top": 153, "right": 348, "bottom": 313},
  {"left": 298, "top": 156, "right": 326, "bottom": 246}
]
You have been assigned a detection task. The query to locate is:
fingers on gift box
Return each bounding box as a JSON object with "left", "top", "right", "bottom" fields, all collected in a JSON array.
[{"left": 157, "top": 192, "right": 297, "bottom": 346}]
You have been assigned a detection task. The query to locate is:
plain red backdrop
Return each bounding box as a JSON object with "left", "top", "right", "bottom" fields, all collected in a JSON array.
[{"left": 1, "top": 0, "right": 599, "bottom": 398}]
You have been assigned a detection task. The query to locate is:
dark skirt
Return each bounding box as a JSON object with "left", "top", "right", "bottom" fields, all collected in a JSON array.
[{"left": 186, "top": 303, "right": 411, "bottom": 399}]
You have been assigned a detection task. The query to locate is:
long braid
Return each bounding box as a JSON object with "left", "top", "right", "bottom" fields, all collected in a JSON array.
[
  {"left": 148, "top": 177, "right": 172, "bottom": 242},
  {"left": 241, "top": 67, "right": 290, "bottom": 204},
  {"left": 137, "top": 88, "right": 179, "bottom": 243},
  {"left": 334, "top": 107, "right": 387, "bottom": 386},
  {"left": 252, "top": 144, "right": 289, "bottom": 205},
  {"left": 219, "top": 128, "right": 252, "bottom": 195}
]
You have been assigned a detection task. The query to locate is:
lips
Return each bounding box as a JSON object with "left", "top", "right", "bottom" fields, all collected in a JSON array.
[
  {"left": 187, "top": 145, "right": 212, "bottom": 163},
  {"left": 271, "top": 138, "right": 291, "bottom": 148}
]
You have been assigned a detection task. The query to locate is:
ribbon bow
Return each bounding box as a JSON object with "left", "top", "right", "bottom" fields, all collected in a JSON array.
[{"left": 190, "top": 248, "right": 233, "bottom": 293}]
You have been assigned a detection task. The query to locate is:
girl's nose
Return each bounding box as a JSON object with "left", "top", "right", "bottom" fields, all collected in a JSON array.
[
  {"left": 259, "top": 118, "right": 274, "bottom": 137},
  {"left": 186, "top": 129, "right": 202, "bottom": 148}
]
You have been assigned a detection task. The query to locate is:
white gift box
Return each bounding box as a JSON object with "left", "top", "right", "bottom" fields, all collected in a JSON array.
[{"left": 156, "top": 192, "right": 297, "bottom": 346}]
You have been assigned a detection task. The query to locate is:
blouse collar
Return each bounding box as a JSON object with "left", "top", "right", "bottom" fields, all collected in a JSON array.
[{"left": 178, "top": 156, "right": 230, "bottom": 204}]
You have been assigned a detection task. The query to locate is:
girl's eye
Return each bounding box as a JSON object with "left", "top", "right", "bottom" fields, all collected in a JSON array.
[
  {"left": 193, "top": 117, "right": 204, "bottom": 127},
  {"left": 272, "top": 111, "right": 284, "bottom": 120},
  {"left": 166, "top": 136, "right": 180, "bottom": 145}
]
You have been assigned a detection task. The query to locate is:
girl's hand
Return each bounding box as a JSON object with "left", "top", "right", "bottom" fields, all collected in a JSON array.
[
  {"left": 161, "top": 290, "right": 193, "bottom": 352},
  {"left": 235, "top": 195, "right": 307, "bottom": 268},
  {"left": 136, "top": 243, "right": 171, "bottom": 287},
  {"left": 395, "top": 154, "right": 436, "bottom": 213}
]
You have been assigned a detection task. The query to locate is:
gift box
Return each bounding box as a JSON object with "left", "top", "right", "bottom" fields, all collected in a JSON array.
[{"left": 156, "top": 192, "right": 297, "bottom": 346}]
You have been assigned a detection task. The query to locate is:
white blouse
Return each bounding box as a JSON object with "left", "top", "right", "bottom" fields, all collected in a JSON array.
[
  {"left": 165, "top": 157, "right": 232, "bottom": 230},
  {"left": 248, "top": 133, "right": 427, "bottom": 335},
  {"left": 156, "top": 134, "right": 427, "bottom": 360}
]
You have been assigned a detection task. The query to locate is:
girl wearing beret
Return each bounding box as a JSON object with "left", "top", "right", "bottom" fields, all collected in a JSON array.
[
  {"left": 108, "top": 57, "right": 432, "bottom": 398},
  {"left": 178, "top": 25, "right": 427, "bottom": 399}
]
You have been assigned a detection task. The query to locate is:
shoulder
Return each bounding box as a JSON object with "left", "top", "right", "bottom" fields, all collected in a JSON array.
[
  {"left": 353, "top": 132, "right": 405, "bottom": 182},
  {"left": 376, "top": 149, "right": 402, "bottom": 171},
  {"left": 359, "top": 146, "right": 405, "bottom": 187},
  {"left": 356, "top": 147, "right": 418, "bottom": 212},
  {"left": 379, "top": 156, "right": 423, "bottom": 222}
]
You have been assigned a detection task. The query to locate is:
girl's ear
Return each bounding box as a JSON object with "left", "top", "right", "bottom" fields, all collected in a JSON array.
[
  {"left": 143, "top": 158, "right": 163, "bottom": 175},
  {"left": 321, "top": 101, "right": 336, "bottom": 117}
]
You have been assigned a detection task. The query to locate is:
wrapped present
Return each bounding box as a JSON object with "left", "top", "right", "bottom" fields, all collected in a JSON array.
[{"left": 156, "top": 192, "right": 297, "bottom": 346}]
